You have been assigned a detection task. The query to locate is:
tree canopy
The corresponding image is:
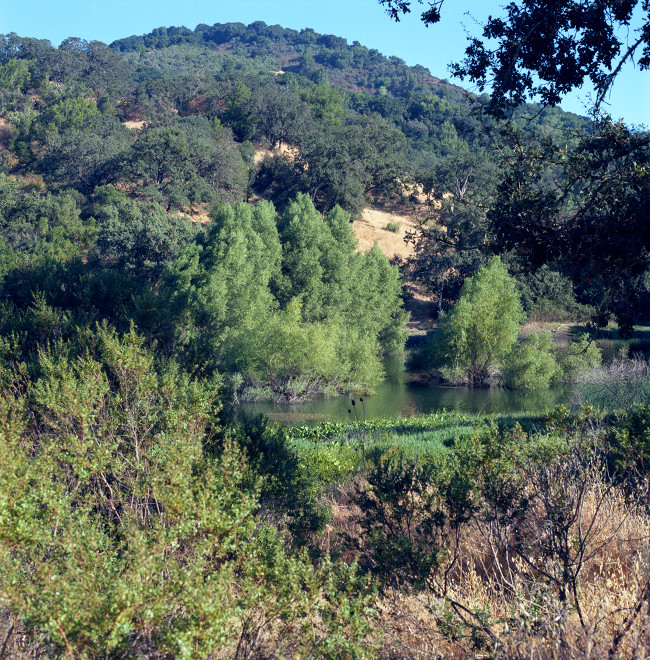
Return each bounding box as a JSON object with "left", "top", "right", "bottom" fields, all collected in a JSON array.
[
  {"left": 382, "top": 0, "right": 650, "bottom": 333},
  {"left": 380, "top": 0, "right": 650, "bottom": 116}
]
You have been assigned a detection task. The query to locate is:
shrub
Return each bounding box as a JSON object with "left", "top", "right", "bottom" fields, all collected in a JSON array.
[
  {"left": 384, "top": 221, "right": 401, "bottom": 233},
  {"left": 557, "top": 332, "right": 602, "bottom": 380},
  {"left": 502, "top": 330, "right": 561, "bottom": 389},
  {"left": 0, "top": 325, "right": 376, "bottom": 658},
  {"left": 221, "top": 298, "right": 385, "bottom": 400},
  {"left": 232, "top": 414, "right": 328, "bottom": 544}
]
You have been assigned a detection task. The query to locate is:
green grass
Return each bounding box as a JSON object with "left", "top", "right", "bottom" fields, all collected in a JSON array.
[{"left": 287, "top": 410, "right": 547, "bottom": 485}]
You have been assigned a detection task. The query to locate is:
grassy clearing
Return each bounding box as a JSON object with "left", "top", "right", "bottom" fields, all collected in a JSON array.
[{"left": 287, "top": 410, "right": 547, "bottom": 485}]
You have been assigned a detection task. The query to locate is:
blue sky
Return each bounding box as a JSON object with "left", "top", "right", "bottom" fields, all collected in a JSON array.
[{"left": 1, "top": 0, "right": 647, "bottom": 126}]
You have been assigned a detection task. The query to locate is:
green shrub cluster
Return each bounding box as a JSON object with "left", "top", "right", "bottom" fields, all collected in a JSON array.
[
  {"left": 160, "top": 194, "right": 407, "bottom": 398},
  {"left": 0, "top": 325, "right": 376, "bottom": 658},
  {"left": 413, "top": 258, "right": 603, "bottom": 389},
  {"left": 0, "top": 187, "right": 407, "bottom": 401}
]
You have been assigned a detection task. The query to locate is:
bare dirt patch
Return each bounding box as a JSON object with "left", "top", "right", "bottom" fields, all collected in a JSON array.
[
  {"left": 253, "top": 143, "right": 299, "bottom": 164},
  {"left": 183, "top": 204, "right": 212, "bottom": 224},
  {"left": 352, "top": 206, "right": 417, "bottom": 260},
  {"left": 122, "top": 120, "right": 146, "bottom": 130}
]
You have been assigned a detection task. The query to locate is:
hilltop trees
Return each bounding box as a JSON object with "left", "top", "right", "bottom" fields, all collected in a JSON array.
[{"left": 383, "top": 0, "right": 650, "bottom": 332}]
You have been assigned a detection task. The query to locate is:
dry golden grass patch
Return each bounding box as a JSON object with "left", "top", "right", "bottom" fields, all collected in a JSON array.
[
  {"left": 183, "top": 203, "right": 212, "bottom": 224},
  {"left": 326, "top": 475, "right": 650, "bottom": 658},
  {"left": 253, "top": 143, "right": 299, "bottom": 164},
  {"left": 352, "top": 207, "right": 417, "bottom": 260},
  {"left": 122, "top": 120, "right": 146, "bottom": 130}
]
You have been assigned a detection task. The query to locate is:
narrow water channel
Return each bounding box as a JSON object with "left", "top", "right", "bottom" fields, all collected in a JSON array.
[
  {"left": 239, "top": 355, "right": 569, "bottom": 425},
  {"left": 239, "top": 333, "right": 650, "bottom": 425}
]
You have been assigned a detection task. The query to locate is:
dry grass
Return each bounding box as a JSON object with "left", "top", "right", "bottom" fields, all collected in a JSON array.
[
  {"left": 121, "top": 120, "right": 146, "bottom": 130},
  {"left": 521, "top": 320, "right": 575, "bottom": 342},
  {"left": 0, "top": 609, "right": 52, "bottom": 658},
  {"left": 253, "top": 143, "right": 299, "bottom": 164},
  {"left": 325, "top": 475, "right": 650, "bottom": 658},
  {"left": 4, "top": 478, "right": 649, "bottom": 657},
  {"left": 352, "top": 207, "right": 417, "bottom": 260},
  {"left": 183, "top": 203, "right": 212, "bottom": 224}
]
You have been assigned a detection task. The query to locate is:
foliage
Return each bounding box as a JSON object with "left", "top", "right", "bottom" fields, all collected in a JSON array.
[
  {"left": 0, "top": 324, "right": 376, "bottom": 658},
  {"left": 232, "top": 414, "right": 329, "bottom": 544},
  {"left": 492, "top": 120, "right": 650, "bottom": 335},
  {"left": 603, "top": 403, "right": 650, "bottom": 497},
  {"left": 157, "top": 195, "right": 405, "bottom": 397},
  {"left": 557, "top": 332, "right": 603, "bottom": 381},
  {"left": 354, "top": 449, "right": 456, "bottom": 590},
  {"left": 572, "top": 350, "right": 650, "bottom": 410},
  {"left": 221, "top": 299, "right": 385, "bottom": 399},
  {"left": 382, "top": 0, "right": 650, "bottom": 115},
  {"left": 406, "top": 149, "right": 499, "bottom": 311},
  {"left": 39, "top": 114, "right": 132, "bottom": 194},
  {"left": 432, "top": 256, "right": 524, "bottom": 385},
  {"left": 346, "top": 409, "right": 650, "bottom": 657},
  {"left": 516, "top": 266, "right": 593, "bottom": 322},
  {"left": 382, "top": 2, "right": 650, "bottom": 332},
  {"left": 88, "top": 186, "right": 197, "bottom": 282},
  {"left": 502, "top": 330, "right": 561, "bottom": 389}
]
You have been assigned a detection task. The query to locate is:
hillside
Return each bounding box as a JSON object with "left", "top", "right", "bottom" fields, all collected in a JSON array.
[
  {"left": 0, "top": 22, "right": 606, "bottom": 375},
  {"left": 0, "top": 22, "right": 611, "bottom": 397}
]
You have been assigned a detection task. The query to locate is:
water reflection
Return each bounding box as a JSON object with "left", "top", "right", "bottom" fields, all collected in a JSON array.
[
  {"left": 240, "top": 355, "right": 568, "bottom": 425},
  {"left": 239, "top": 333, "right": 650, "bottom": 426}
]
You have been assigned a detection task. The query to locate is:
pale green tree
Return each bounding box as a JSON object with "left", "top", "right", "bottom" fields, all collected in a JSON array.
[{"left": 436, "top": 256, "right": 524, "bottom": 385}]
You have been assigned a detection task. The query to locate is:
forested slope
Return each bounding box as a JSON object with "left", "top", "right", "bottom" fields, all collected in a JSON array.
[
  {"left": 0, "top": 16, "right": 650, "bottom": 659},
  {"left": 0, "top": 20, "right": 640, "bottom": 405}
]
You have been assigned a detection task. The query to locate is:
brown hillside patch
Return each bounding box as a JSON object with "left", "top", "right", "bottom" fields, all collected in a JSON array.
[
  {"left": 253, "top": 143, "right": 299, "bottom": 164},
  {"left": 184, "top": 204, "right": 212, "bottom": 225},
  {"left": 122, "top": 120, "right": 146, "bottom": 130},
  {"left": 352, "top": 206, "right": 416, "bottom": 260},
  {"left": 352, "top": 204, "right": 438, "bottom": 335}
]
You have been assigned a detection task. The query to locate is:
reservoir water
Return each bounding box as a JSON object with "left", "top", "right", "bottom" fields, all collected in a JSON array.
[
  {"left": 239, "top": 355, "right": 569, "bottom": 424},
  {"left": 239, "top": 331, "right": 650, "bottom": 425}
]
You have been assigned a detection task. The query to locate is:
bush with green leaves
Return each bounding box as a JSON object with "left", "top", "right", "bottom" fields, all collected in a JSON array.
[
  {"left": 232, "top": 413, "right": 329, "bottom": 544},
  {"left": 0, "top": 324, "right": 376, "bottom": 658},
  {"left": 350, "top": 413, "right": 650, "bottom": 656},
  {"left": 353, "top": 447, "right": 475, "bottom": 591},
  {"left": 160, "top": 195, "right": 406, "bottom": 398},
  {"left": 502, "top": 330, "right": 561, "bottom": 389},
  {"left": 431, "top": 256, "right": 524, "bottom": 385},
  {"left": 558, "top": 332, "right": 602, "bottom": 381}
]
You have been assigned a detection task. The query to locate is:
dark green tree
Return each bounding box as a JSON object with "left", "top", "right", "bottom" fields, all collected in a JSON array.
[
  {"left": 491, "top": 120, "right": 650, "bottom": 335},
  {"left": 40, "top": 115, "right": 132, "bottom": 194}
]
